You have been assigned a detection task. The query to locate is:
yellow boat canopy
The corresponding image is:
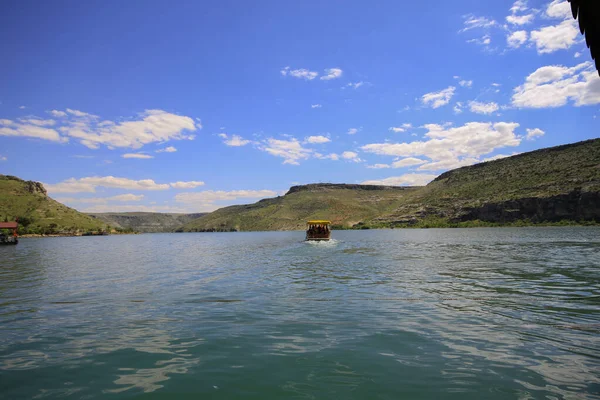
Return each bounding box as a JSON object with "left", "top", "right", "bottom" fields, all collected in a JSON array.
[{"left": 307, "top": 220, "right": 331, "bottom": 225}]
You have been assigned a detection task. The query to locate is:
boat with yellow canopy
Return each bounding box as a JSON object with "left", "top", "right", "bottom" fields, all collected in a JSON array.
[{"left": 306, "top": 220, "right": 331, "bottom": 241}]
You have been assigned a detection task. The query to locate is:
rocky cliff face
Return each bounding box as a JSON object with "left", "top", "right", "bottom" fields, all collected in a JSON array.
[
  {"left": 1, "top": 175, "right": 47, "bottom": 197},
  {"left": 25, "top": 181, "right": 47, "bottom": 197},
  {"left": 455, "top": 189, "right": 600, "bottom": 223}
]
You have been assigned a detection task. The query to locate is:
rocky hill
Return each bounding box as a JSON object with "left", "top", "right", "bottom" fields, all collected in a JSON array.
[
  {"left": 0, "top": 175, "right": 105, "bottom": 234},
  {"left": 88, "top": 212, "right": 206, "bottom": 233},
  {"left": 181, "top": 138, "right": 600, "bottom": 231}
]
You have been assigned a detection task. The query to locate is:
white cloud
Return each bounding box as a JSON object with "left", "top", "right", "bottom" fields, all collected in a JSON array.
[
  {"left": 55, "top": 194, "right": 145, "bottom": 204},
  {"left": 362, "top": 173, "right": 438, "bottom": 186},
  {"left": 45, "top": 176, "right": 173, "bottom": 193},
  {"left": 347, "top": 128, "right": 359, "bottom": 135},
  {"left": 261, "top": 138, "right": 312, "bottom": 165},
  {"left": 170, "top": 181, "right": 205, "bottom": 189},
  {"left": 4, "top": 109, "right": 199, "bottom": 149},
  {"left": 320, "top": 68, "right": 343, "bottom": 81},
  {"left": 49, "top": 110, "right": 67, "bottom": 117},
  {"left": 65, "top": 109, "right": 197, "bottom": 149},
  {"left": 512, "top": 62, "right": 600, "bottom": 108},
  {"left": 417, "top": 157, "right": 481, "bottom": 171},
  {"left": 574, "top": 52, "right": 581, "bottom": 58},
  {"left": 156, "top": 146, "right": 177, "bottom": 153},
  {"left": 314, "top": 153, "right": 339, "bottom": 161},
  {"left": 311, "top": 104, "right": 322, "bottom": 108},
  {"left": 526, "top": 128, "right": 545, "bottom": 140},
  {"left": 467, "top": 34, "right": 492, "bottom": 46},
  {"left": 361, "top": 121, "right": 523, "bottom": 172},
  {"left": 545, "top": 0, "right": 571, "bottom": 19},
  {"left": 391, "top": 157, "right": 427, "bottom": 168},
  {"left": 461, "top": 15, "right": 497, "bottom": 32},
  {"left": 529, "top": 19, "right": 579, "bottom": 54},
  {"left": 305, "top": 135, "right": 331, "bottom": 144},
  {"left": 367, "top": 164, "right": 391, "bottom": 169},
  {"left": 19, "top": 118, "right": 56, "bottom": 126},
  {"left": 175, "top": 189, "right": 278, "bottom": 211},
  {"left": 341, "top": 151, "right": 363, "bottom": 162},
  {"left": 220, "top": 133, "right": 251, "bottom": 147},
  {"left": 459, "top": 80, "right": 473, "bottom": 87},
  {"left": 469, "top": 101, "right": 500, "bottom": 114},
  {"left": 79, "top": 203, "right": 195, "bottom": 213},
  {"left": 0, "top": 156, "right": 6, "bottom": 161},
  {"left": 0, "top": 120, "right": 66, "bottom": 143},
  {"left": 122, "top": 153, "right": 154, "bottom": 159},
  {"left": 19, "top": 106, "right": 26, "bottom": 109},
  {"left": 422, "top": 86, "right": 456, "bottom": 108},
  {"left": 506, "top": 14, "right": 535, "bottom": 25},
  {"left": 492, "top": 83, "right": 501, "bottom": 87},
  {"left": 346, "top": 82, "right": 364, "bottom": 89},
  {"left": 281, "top": 66, "right": 318, "bottom": 80},
  {"left": 389, "top": 127, "right": 406, "bottom": 133},
  {"left": 453, "top": 102, "right": 464, "bottom": 114},
  {"left": 402, "top": 123, "right": 412, "bottom": 129},
  {"left": 510, "top": 0, "right": 528, "bottom": 14},
  {"left": 66, "top": 108, "right": 98, "bottom": 119},
  {"left": 507, "top": 30, "right": 528, "bottom": 48}
]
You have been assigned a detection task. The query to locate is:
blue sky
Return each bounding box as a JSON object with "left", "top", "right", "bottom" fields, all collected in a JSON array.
[{"left": 1, "top": 0, "right": 598, "bottom": 213}]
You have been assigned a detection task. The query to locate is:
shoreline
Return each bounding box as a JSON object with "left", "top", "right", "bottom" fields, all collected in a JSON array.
[{"left": 20, "top": 232, "right": 139, "bottom": 238}]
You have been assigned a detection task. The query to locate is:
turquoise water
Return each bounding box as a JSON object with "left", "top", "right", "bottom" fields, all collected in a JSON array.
[{"left": 1, "top": 228, "right": 599, "bottom": 399}]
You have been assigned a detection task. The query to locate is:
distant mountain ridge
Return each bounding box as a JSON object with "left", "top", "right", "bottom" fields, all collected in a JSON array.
[{"left": 88, "top": 212, "right": 206, "bottom": 233}]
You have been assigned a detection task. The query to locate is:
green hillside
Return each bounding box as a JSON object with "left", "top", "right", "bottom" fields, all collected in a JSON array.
[
  {"left": 182, "top": 139, "right": 600, "bottom": 231},
  {"left": 372, "top": 138, "right": 600, "bottom": 226},
  {"left": 0, "top": 175, "right": 105, "bottom": 234},
  {"left": 181, "top": 184, "right": 420, "bottom": 231},
  {"left": 88, "top": 212, "right": 206, "bottom": 233}
]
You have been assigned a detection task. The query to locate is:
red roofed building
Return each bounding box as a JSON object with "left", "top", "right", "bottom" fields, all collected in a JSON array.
[
  {"left": 0, "top": 221, "right": 19, "bottom": 244},
  {"left": 0, "top": 222, "right": 18, "bottom": 229}
]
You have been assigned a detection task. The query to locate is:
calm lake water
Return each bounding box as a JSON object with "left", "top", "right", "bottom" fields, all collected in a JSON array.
[{"left": 1, "top": 228, "right": 599, "bottom": 399}]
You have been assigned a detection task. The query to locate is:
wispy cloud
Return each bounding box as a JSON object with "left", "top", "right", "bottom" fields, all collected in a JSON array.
[
  {"left": 469, "top": 101, "right": 500, "bottom": 114},
  {"left": 362, "top": 173, "right": 437, "bottom": 186},
  {"left": 45, "top": 176, "right": 206, "bottom": 193},
  {"left": 156, "top": 146, "right": 177, "bottom": 153},
  {"left": 422, "top": 86, "right": 456, "bottom": 108},
  {"left": 320, "top": 68, "right": 343, "bottom": 80},
  {"left": 305, "top": 135, "right": 331, "bottom": 144},
  {"left": 122, "top": 153, "right": 154, "bottom": 159},
  {"left": 219, "top": 133, "right": 251, "bottom": 147},
  {"left": 280, "top": 66, "right": 318, "bottom": 80}
]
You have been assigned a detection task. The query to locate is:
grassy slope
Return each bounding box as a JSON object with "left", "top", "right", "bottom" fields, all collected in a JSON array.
[
  {"left": 182, "top": 187, "right": 419, "bottom": 231},
  {"left": 88, "top": 212, "right": 206, "bottom": 233},
  {"left": 0, "top": 175, "right": 105, "bottom": 234},
  {"left": 373, "top": 138, "right": 600, "bottom": 225},
  {"left": 183, "top": 139, "right": 600, "bottom": 231}
]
